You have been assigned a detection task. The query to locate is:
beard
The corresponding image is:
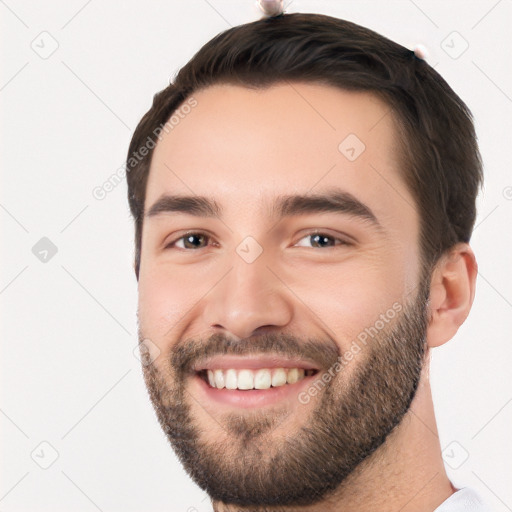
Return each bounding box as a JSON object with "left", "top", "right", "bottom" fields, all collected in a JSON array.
[{"left": 138, "top": 271, "right": 431, "bottom": 510}]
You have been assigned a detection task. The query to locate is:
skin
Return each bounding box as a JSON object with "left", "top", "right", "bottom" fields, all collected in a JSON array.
[{"left": 135, "top": 82, "right": 478, "bottom": 511}]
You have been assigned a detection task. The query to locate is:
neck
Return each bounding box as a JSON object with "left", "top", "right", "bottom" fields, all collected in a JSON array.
[{"left": 213, "top": 354, "right": 456, "bottom": 512}]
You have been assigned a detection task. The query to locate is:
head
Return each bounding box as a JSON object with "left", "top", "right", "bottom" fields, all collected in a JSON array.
[{"left": 127, "top": 12, "right": 482, "bottom": 509}]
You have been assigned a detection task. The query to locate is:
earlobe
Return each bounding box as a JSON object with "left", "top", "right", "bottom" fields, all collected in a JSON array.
[{"left": 426, "top": 243, "right": 478, "bottom": 348}]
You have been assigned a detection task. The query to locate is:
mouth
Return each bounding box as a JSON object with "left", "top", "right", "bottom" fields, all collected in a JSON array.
[
  {"left": 190, "top": 355, "right": 322, "bottom": 409},
  {"left": 197, "top": 367, "right": 318, "bottom": 390}
]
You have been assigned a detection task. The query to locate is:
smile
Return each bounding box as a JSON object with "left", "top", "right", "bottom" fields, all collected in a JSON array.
[
  {"left": 191, "top": 355, "right": 322, "bottom": 408},
  {"left": 198, "top": 367, "right": 318, "bottom": 390}
]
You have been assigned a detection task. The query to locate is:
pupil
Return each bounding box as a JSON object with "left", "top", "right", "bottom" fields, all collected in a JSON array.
[
  {"left": 312, "top": 234, "right": 331, "bottom": 248},
  {"left": 185, "top": 234, "right": 204, "bottom": 248},
  {"left": 183, "top": 234, "right": 333, "bottom": 249}
]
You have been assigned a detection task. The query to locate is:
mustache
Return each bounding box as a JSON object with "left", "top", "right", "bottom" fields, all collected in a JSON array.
[{"left": 171, "top": 332, "right": 341, "bottom": 377}]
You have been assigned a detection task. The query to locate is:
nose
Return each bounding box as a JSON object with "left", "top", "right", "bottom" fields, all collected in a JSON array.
[{"left": 202, "top": 253, "right": 293, "bottom": 340}]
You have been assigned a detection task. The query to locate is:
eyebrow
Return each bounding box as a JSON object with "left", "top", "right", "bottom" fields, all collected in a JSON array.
[{"left": 145, "top": 188, "right": 383, "bottom": 231}]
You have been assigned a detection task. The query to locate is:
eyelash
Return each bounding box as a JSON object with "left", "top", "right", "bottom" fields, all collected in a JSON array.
[{"left": 164, "top": 230, "right": 352, "bottom": 251}]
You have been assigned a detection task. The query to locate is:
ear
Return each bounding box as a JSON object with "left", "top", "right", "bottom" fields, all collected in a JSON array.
[{"left": 426, "top": 243, "right": 478, "bottom": 348}]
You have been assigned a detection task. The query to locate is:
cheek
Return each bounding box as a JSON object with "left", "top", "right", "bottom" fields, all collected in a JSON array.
[
  {"left": 137, "top": 265, "right": 197, "bottom": 348},
  {"left": 285, "top": 250, "right": 410, "bottom": 348}
]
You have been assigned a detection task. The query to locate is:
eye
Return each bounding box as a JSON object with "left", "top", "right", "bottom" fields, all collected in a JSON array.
[
  {"left": 294, "top": 231, "right": 351, "bottom": 249},
  {"left": 165, "top": 231, "right": 213, "bottom": 250},
  {"left": 164, "top": 230, "right": 352, "bottom": 251}
]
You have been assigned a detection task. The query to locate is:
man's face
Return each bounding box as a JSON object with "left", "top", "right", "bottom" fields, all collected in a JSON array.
[{"left": 136, "top": 83, "right": 429, "bottom": 506}]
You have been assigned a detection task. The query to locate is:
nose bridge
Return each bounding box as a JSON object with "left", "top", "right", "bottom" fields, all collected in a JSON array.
[{"left": 203, "top": 245, "right": 292, "bottom": 339}]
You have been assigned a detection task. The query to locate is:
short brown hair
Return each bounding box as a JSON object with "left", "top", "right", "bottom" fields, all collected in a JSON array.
[{"left": 126, "top": 12, "right": 483, "bottom": 280}]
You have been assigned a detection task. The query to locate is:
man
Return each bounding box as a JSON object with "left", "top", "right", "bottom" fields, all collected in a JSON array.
[{"left": 126, "top": 11, "right": 490, "bottom": 512}]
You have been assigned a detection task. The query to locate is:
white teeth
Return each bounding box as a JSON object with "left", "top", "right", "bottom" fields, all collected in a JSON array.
[
  {"left": 271, "top": 368, "right": 287, "bottom": 387},
  {"left": 254, "top": 369, "right": 271, "bottom": 389},
  {"left": 237, "top": 369, "right": 254, "bottom": 390},
  {"left": 225, "top": 369, "right": 238, "bottom": 390},
  {"left": 204, "top": 367, "right": 311, "bottom": 390},
  {"left": 214, "top": 369, "right": 225, "bottom": 389}
]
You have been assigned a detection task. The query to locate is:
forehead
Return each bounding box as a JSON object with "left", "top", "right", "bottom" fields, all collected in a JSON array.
[{"left": 145, "top": 82, "right": 416, "bottom": 231}]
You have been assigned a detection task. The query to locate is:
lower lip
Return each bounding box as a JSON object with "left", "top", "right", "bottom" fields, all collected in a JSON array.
[{"left": 191, "top": 373, "right": 317, "bottom": 409}]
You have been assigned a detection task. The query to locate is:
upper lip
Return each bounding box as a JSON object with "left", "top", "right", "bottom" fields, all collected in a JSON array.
[{"left": 192, "top": 354, "right": 321, "bottom": 372}]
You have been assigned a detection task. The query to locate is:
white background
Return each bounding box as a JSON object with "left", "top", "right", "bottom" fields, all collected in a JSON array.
[{"left": 1, "top": 1, "right": 511, "bottom": 510}]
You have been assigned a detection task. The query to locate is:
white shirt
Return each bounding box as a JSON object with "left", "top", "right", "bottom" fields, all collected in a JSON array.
[{"left": 434, "top": 487, "right": 492, "bottom": 511}]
